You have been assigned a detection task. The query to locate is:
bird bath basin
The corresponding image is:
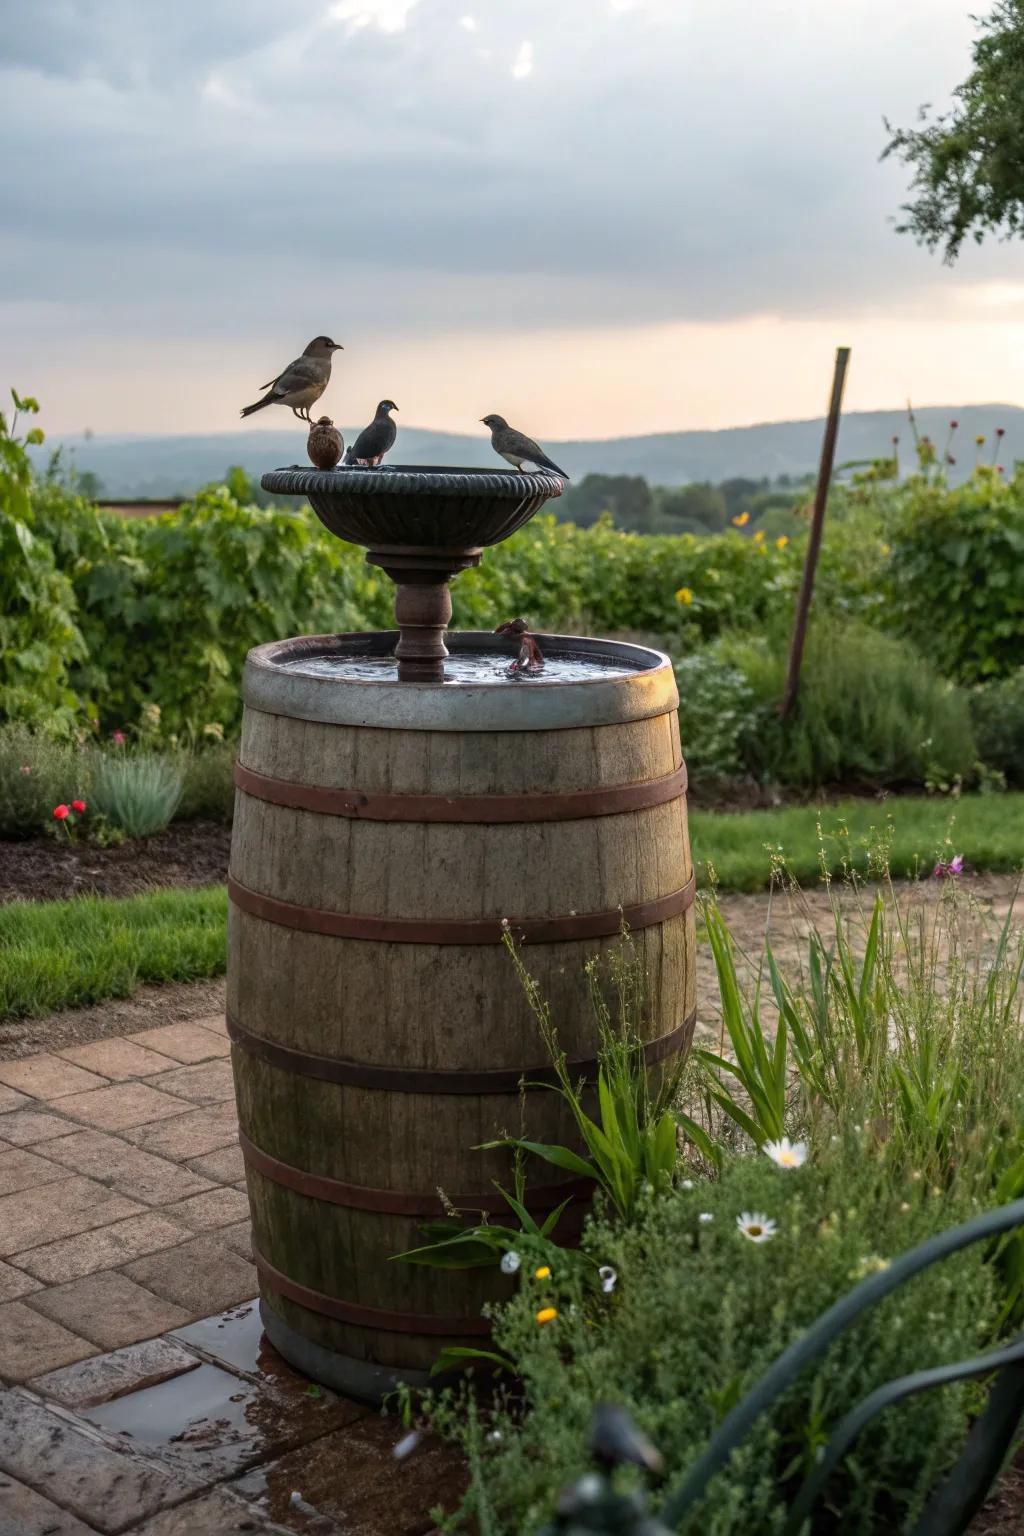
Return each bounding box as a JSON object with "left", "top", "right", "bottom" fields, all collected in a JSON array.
[{"left": 261, "top": 465, "right": 564, "bottom": 682}]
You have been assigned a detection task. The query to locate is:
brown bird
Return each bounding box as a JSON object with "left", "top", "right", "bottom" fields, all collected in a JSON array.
[
  {"left": 495, "top": 617, "right": 544, "bottom": 673},
  {"left": 481, "top": 414, "right": 568, "bottom": 478},
  {"left": 307, "top": 417, "right": 344, "bottom": 469},
  {"left": 240, "top": 336, "right": 343, "bottom": 423},
  {"left": 344, "top": 400, "right": 399, "bottom": 466}
]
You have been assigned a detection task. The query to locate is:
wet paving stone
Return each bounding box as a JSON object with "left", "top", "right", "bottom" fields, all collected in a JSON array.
[
  {"left": 29, "top": 1270, "right": 190, "bottom": 1350},
  {"left": 30, "top": 1337, "right": 201, "bottom": 1412},
  {"left": 169, "top": 1302, "right": 364, "bottom": 1411},
  {"left": 0, "top": 1389, "right": 198, "bottom": 1534},
  {"left": 0, "top": 1472, "right": 99, "bottom": 1535},
  {"left": 129, "top": 1486, "right": 295, "bottom": 1534},
  {"left": 232, "top": 1417, "right": 467, "bottom": 1536},
  {"left": 78, "top": 1357, "right": 364, "bottom": 1485}
]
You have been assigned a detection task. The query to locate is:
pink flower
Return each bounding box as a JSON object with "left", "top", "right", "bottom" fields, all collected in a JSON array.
[
  {"left": 949, "top": 854, "right": 964, "bottom": 875},
  {"left": 111, "top": 730, "right": 126, "bottom": 746},
  {"left": 19, "top": 765, "right": 31, "bottom": 775},
  {"left": 71, "top": 799, "right": 86, "bottom": 814},
  {"left": 53, "top": 804, "right": 69, "bottom": 821},
  {"left": 932, "top": 861, "right": 944, "bottom": 880},
  {"left": 949, "top": 419, "right": 959, "bottom": 429},
  {"left": 997, "top": 427, "right": 1005, "bottom": 437}
]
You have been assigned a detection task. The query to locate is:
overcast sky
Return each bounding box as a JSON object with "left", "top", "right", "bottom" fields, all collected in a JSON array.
[{"left": 3, "top": 0, "right": 1024, "bottom": 439}]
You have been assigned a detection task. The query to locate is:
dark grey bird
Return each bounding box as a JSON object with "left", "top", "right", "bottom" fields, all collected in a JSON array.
[
  {"left": 307, "top": 417, "right": 344, "bottom": 470},
  {"left": 241, "top": 336, "right": 342, "bottom": 422},
  {"left": 344, "top": 400, "right": 399, "bottom": 466},
  {"left": 590, "top": 1404, "right": 664, "bottom": 1475},
  {"left": 481, "top": 414, "right": 569, "bottom": 478}
]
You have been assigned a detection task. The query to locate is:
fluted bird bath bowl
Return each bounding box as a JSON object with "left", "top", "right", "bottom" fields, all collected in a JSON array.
[{"left": 261, "top": 464, "right": 564, "bottom": 681}]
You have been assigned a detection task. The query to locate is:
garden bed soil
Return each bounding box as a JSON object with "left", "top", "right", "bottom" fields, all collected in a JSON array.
[{"left": 0, "top": 820, "right": 231, "bottom": 904}]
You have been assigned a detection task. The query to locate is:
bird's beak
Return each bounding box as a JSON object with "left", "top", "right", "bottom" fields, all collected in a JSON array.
[
  {"left": 479, "top": 418, "right": 486, "bottom": 424},
  {"left": 333, "top": 343, "right": 344, "bottom": 351}
]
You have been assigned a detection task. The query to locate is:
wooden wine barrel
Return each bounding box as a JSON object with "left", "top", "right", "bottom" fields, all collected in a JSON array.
[{"left": 228, "top": 631, "right": 697, "bottom": 1400}]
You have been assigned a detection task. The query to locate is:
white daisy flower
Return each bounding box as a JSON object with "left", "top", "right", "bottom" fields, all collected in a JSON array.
[
  {"left": 737, "top": 1211, "right": 777, "bottom": 1244},
  {"left": 500, "top": 1250, "right": 521, "bottom": 1275},
  {"left": 763, "top": 1137, "right": 808, "bottom": 1171},
  {"left": 698, "top": 1212, "right": 714, "bottom": 1224},
  {"left": 598, "top": 1265, "right": 617, "bottom": 1293},
  {"left": 681, "top": 1178, "right": 694, "bottom": 1190}
]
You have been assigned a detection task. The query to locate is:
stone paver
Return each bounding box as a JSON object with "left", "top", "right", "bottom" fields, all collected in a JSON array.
[
  {"left": 163, "top": 1187, "right": 249, "bottom": 1233},
  {"left": 29, "top": 1270, "right": 191, "bottom": 1350},
  {"left": 123, "top": 1102, "right": 238, "bottom": 1160},
  {"left": 0, "top": 1177, "right": 142, "bottom": 1256},
  {"left": 0, "top": 1389, "right": 198, "bottom": 1533},
  {"left": 128, "top": 1023, "right": 231, "bottom": 1064},
  {"left": 219, "top": 1221, "right": 253, "bottom": 1261},
  {"left": 0, "top": 1300, "right": 96, "bottom": 1380},
  {"left": 192, "top": 1012, "right": 229, "bottom": 1036},
  {"left": 0, "top": 1055, "right": 108, "bottom": 1100},
  {"left": 0, "top": 1084, "right": 30, "bottom": 1113},
  {"left": 30, "top": 1337, "right": 200, "bottom": 1411},
  {"left": 146, "top": 1059, "right": 236, "bottom": 1105},
  {"left": 0, "top": 1145, "right": 66, "bottom": 1196},
  {"left": 0, "top": 1258, "right": 41, "bottom": 1302},
  {"left": 0, "top": 1106, "right": 74, "bottom": 1146},
  {"left": 40, "top": 1130, "right": 214, "bottom": 1206},
  {"left": 128, "top": 1488, "right": 293, "bottom": 1534},
  {"left": 54, "top": 1081, "right": 192, "bottom": 1132},
  {"left": 0, "top": 1475, "right": 98, "bottom": 1535},
  {"left": 124, "top": 1235, "right": 256, "bottom": 1318},
  {"left": 186, "top": 1144, "right": 245, "bottom": 1185},
  {"left": 58, "top": 1038, "right": 179, "bottom": 1081},
  {"left": 13, "top": 1212, "right": 190, "bottom": 1285}
]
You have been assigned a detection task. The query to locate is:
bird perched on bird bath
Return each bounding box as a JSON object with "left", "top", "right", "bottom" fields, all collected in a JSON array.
[
  {"left": 240, "top": 336, "right": 342, "bottom": 423},
  {"left": 495, "top": 617, "right": 544, "bottom": 674},
  {"left": 307, "top": 417, "right": 344, "bottom": 470},
  {"left": 481, "top": 415, "right": 569, "bottom": 479},
  {"left": 344, "top": 400, "right": 399, "bottom": 466}
]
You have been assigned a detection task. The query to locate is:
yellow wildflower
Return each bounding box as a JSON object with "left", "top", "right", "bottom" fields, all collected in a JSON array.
[
  {"left": 753, "top": 529, "right": 765, "bottom": 544},
  {"left": 775, "top": 535, "right": 789, "bottom": 549},
  {"left": 880, "top": 543, "right": 891, "bottom": 556},
  {"left": 732, "top": 511, "right": 750, "bottom": 527},
  {"left": 534, "top": 1265, "right": 551, "bottom": 1280},
  {"left": 536, "top": 1306, "right": 558, "bottom": 1325},
  {"left": 975, "top": 434, "right": 986, "bottom": 446},
  {"left": 675, "top": 586, "right": 694, "bottom": 606}
]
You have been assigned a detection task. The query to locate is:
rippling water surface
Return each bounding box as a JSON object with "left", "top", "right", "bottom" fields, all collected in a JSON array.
[{"left": 279, "top": 651, "right": 640, "bottom": 685}]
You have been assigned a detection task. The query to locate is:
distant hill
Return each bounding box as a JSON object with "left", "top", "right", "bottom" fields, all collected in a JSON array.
[{"left": 29, "top": 405, "right": 1024, "bottom": 499}]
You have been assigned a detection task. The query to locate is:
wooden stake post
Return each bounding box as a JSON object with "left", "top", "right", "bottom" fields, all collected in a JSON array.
[{"left": 779, "top": 347, "right": 851, "bottom": 720}]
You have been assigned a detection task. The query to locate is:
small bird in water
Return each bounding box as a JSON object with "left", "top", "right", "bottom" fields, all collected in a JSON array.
[
  {"left": 495, "top": 617, "right": 544, "bottom": 674},
  {"left": 307, "top": 417, "right": 344, "bottom": 470},
  {"left": 240, "top": 336, "right": 343, "bottom": 423},
  {"left": 481, "top": 415, "right": 569, "bottom": 479},
  {"left": 344, "top": 400, "right": 399, "bottom": 466}
]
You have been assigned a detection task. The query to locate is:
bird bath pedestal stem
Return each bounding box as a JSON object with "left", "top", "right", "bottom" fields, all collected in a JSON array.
[
  {"left": 260, "top": 465, "right": 564, "bottom": 683},
  {"left": 367, "top": 546, "right": 482, "bottom": 683}
]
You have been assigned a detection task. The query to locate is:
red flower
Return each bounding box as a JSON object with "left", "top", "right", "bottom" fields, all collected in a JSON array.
[
  {"left": 111, "top": 730, "right": 126, "bottom": 746},
  {"left": 71, "top": 799, "right": 86, "bottom": 814},
  {"left": 997, "top": 427, "right": 1005, "bottom": 437},
  {"left": 949, "top": 419, "right": 959, "bottom": 429},
  {"left": 53, "top": 804, "right": 70, "bottom": 820}
]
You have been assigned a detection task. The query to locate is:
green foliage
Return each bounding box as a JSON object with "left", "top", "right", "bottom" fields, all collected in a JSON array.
[
  {"left": 89, "top": 753, "right": 185, "bottom": 837},
  {"left": 426, "top": 1151, "right": 998, "bottom": 1535},
  {"left": 887, "top": 466, "right": 1024, "bottom": 683},
  {"left": 971, "top": 669, "right": 1024, "bottom": 786},
  {"left": 0, "top": 394, "right": 85, "bottom": 730},
  {"left": 0, "top": 724, "right": 85, "bottom": 840},
  {"left": 718, "top": 622, "right": 977, "bottom": 791},
  {"left": 0, "top": 885, "right": 227, "bottom": 1018},
  {"left": 884, "top": 0, "right": 1024, "bottom": 260},
  {"left": 674, "top": 649, "right": 759, "bottom": 780},
  {"left": 177, "top": 741, "right": 236, "bottom": 822}
]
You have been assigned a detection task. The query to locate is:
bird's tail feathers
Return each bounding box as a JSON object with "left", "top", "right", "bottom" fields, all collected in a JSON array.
[{"left": 240, "top": 392, "right": 275, "bottom": 418}]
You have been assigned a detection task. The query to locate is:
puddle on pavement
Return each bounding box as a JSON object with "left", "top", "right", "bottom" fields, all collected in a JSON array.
[
  {"left": 80, "top": 1312, "right": 364, "bottom": 1484},
  {"left": 235, "top": 1418, "right": 468, "bottom": 1536}
]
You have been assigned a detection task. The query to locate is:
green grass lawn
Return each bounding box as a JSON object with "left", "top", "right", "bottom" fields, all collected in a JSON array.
[
  {"left": 690, "top": 792, "right": 1024, "bottom": 893},
  {"left": 0, "top": 885, "right": 227, "bottom": 1020},
  {"left": 1, "top": 795, "right": 1021, "bottom": 1022}
]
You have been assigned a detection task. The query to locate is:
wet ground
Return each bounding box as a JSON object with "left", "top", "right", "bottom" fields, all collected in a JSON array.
[{"left": 0, "top": 821, "right": 231, "bottom": 905}]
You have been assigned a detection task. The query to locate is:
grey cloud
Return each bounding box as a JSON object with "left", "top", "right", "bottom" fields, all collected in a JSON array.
[{"left": 0, "top": 0, "right": 1013, "bottom": 348}]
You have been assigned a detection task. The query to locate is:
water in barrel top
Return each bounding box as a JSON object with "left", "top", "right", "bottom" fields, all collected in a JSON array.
[{"left": 278, "top": 650, "right": 640, "bottom": 685}]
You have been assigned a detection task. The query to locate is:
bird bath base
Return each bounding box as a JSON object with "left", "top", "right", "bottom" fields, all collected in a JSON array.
[
  {"left": 366, "top": 544, "right": 481, "bottom": 682},
  {"left": 260, "top": 465, "right": 565, "bottom": 683}
]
